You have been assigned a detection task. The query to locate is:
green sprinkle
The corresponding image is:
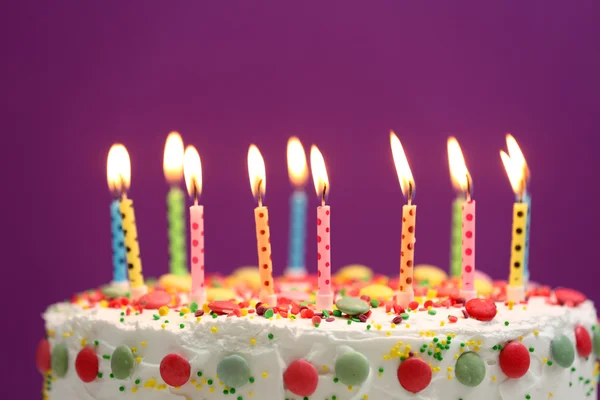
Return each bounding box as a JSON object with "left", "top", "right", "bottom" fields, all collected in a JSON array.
[
  {"left": 207, "top": 379, "right": 213, "bottom": 385},
  {"left": 529, "top": 347, "right": 534, "bottom": 352},
  {"left": 120, "top": 312, "right": 125, "bottom": 316},
  {"left": 190, "top": 302, "right": 199, "bottom": 312},
  {"left": 400, "top": 356, "right": 405, "bottom": 361},
  {"left": 493, "top": 345, "right": 498, "bottom": 350},
  {"left": 153, "top": 314, "right": 160, "bottom": 320},
  {"left": 370, "top": 299, "right": 380, "bottom": 308},
  {"left": 119, "top": 318, "right": 124, "bottom": 323},
  {"left": 179, "top": 312, "right": 184, "bottom": 317},
  {"left": 102, "top": 355, "right": 111, "bottom": 360},
  {"left": 428, "top": 350, "right": 433, "bottom": 356},
  {"left": 547, "top": 361, "right": 553, "bottom": 366},
  {"left": 572, "top": 367, "right": 577, "bottom": 372},
  {"left": 504, "top": 321, "right": 509, "bottom": 326},
  {"left": 264, "top": 309, "right": 274, "bottom": 319},
  {"left": 347, "top": 320, "right": 352, "bottom": 325},
  {"left": 378, "top": 367, "right": 384, "bottom": 373},
  {"left": 249, "top": 377, "right": 255, "bottom": 383},
  {"left": 94, "top": 340, "right": 99, "bottom": 346},
  {"left": 164, "top": 320, "right": 169, "bottom": 323},
  {"left": 323, "top": 310, "right": 330, "bottom": 318},
  {"left": 400, "top": 313, "right": 409, "bottom": 320},
  {"left": 333, "top": 377, "right": 339, "bottom": 383},
  {"left": 525, "top": 395, "right": 530, "bottom": 399},
  {"left": 238, "top": 397, "right": 243, "bottom": 400},
  {"left": 119, "top": 386, "right": 125, "bottom": 392},
  {"left": 135, "top": 379, "right": 140, "bottom": 384},
  {"left": 268, "top": 333, "right": 274, "bottom": 340},
  {"left": 230, "top": 388, "right": 236, "bottom": 394},
  {"left": 460, "top": 343, "right": 465, "bottom": 347},
  {"left": 447, "top": 335, "right": 452, "bottom": 341},
  {"left": 428, "top": 309, "right": 437, "bottom": 316},
  {"left": 314, "top": 323, "right": 320, "bottom": 328},
  {"left": 433, "top": 338, "right": 439, "bottom": 343},
  {"left": 366, "top": 324, "right": 371, "bottom": 330},
  {"left": 179, "top": 324, "right": 185, "bottom": 329},
  {"left": 110, "top": 373, "right": 114, "bottom": 378},
  {"left": 333, "top": 310, "right": 342, "bottom": 317},
  {"left": 420, "top": 348, "right": 425, "bottom": 353},
  {"left": 97, "top": 372, "right": 103, "bottom": 378},
  {"left": 197, "top": 371, "right": 203, "bottom": 377},
  {"left": 223, "top": 389, "right": 229, "bottom": 394}
]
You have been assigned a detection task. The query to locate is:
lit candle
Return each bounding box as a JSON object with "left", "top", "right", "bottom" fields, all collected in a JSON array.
[
  {"left": 183, "top": 145, "right": 205, "bottom": 305},
  {"left": 501, "top": 136, "right": 530, "bottom": 302},
  {"left": 390, "top": 132, "right": 417, "bottom": 307},
  {"left": 163, "top": 132, "right": 188, "bottom": 277},
  {"left": 247, "top": 145, "right": 277, "bottom": 306},
  {"left": 447, "top": 137, "right": 476, "bottom": 300},
  {"left": 106, "top": 147, "right": 128, "bottom": 289},
  {"left": 310, "top": 145, "right": 333, "bottom": 311},
  {"left": 505, "top": 134, "right": 531, "bottom": 285},
  {"left": 449, "top": 180, "right": 463, "bottom": 278},
  {"left": 286, "top": 137, "right": 309, "bottom": 277},
  {"left": 106, "top": 144, "right": 147, "bottom": 299}
]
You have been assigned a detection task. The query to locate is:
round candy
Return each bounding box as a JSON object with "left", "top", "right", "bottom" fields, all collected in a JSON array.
[
  {"left": 575, "top": 326, "right": 592, "bottom": 357},
  {"left": 217, "top": 355, "right": 251, "bottom": 388},
  {"left": 414, "top": 264, "right": 448, "bottom": 287},
  {"left": 283, "top": 359, "right": 318, "bottom": 396},
  {"left": 111, "top": 345, "right": 135, "bottom": 379},
  {"left": 101, "top": 284, "right": 128, "bottom": 299},
  {"left": 137, "top": 290, "right": 173, "bottom": 309},
  {"left": 206, "top": 287, "right": 237, "bottom": 302},
  {"left": 160, "top": 353, "right": 191, "bottom": 387},
  {"left": 36, "top": 339, "right": 51, "bottom": 374},
  {"left": 593, "top": 325, "right": 600, "bottom": 357},
  {"left": 75, "top": 347, "right": 99, "bottom": 383},
  {"left": 555, "top": 288, "right": 587, "bottom": 306},
  {"left": 208, "top": 300, "right": 240, "bottom": 314},
  {"left": 335, "top": 264, "right": 373, "bottom": 282},
  {"left": 335, "top": 297, "right": 370, "bottom": 316},
  {"left": 465, "top": 298, "right": 497, "bottom": 322},
  {"left": 397, "top": 357, "right": 432, "bottom": 393},
  {"left": 499, "top": 342, "right": 530, "bottom": 378},
  {"left": 51, "top": 343, "right": 69, "bottom": 378},
  {"left": 359, "top": 284, "right": 394, "bottom": 301},
  {"left": 335, "top": 351, "right": 370, "bottom": 386},
  {"left": 551, "top": 335, "right": 575, "bottom": 368},
  {"left": 455, "top": 352, "right": 486, "bottom": 387},
  {"left": 158, "top": 274, "right": 192, "bottom": 292}
]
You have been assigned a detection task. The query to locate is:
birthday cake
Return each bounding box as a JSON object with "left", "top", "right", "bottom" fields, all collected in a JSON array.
[{"left": 37, "top": 265, "right": 599, "bottom": 400}]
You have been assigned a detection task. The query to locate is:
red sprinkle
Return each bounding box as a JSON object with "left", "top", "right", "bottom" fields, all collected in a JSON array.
[
  {"left": 312, "top": 316, "right": 322, "bottom": 325},
  {"left": 393, "top": 304, "right": 405, "bottom": 315},
  {"left": 448, "top": 315, "right": 458, "bottom": 323},
  {"left": 408, "top": 301, "right": 419, "bottom": 311},
  {"left": 423, "top": 300, "right": 433, "bottom": 308},
  {"left": 392, "top": 316, "right": 403, "bottom": 324}
]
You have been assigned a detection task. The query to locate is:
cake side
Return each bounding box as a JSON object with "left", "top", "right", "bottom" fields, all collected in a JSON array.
[{"left": 38, "top": 293, "right": 600, "bottom": 400}]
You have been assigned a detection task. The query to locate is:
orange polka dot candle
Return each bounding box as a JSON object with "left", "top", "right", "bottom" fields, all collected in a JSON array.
[
  {"left": 248, "top": 145, "right": 276, "bottom": 306},
  {"left": 310, "top": 145, "right": 333, "bottom": 311},
  {"left": 390, "top": 132, "right": 417, "bottom": 308},
  {"left": 183, "top": 145, "right": 206, "bottom": 305},
  {"left": 501, "top": 144, "right": 529, "bottom": 302},
  {"left": 107, "top": 144, "right": 147, "bottom": 300},
  {"left": 447, "top": 137, "right": 476, "bottom": 301}
]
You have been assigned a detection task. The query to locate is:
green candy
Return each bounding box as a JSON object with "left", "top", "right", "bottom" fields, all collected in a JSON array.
[
  {"left": 51, "top": 343, "right": 69, "bottom": 378},
  {"left": 455, "top": 352, "right": 486, "bottom": 387},
  {"left": 217, "top": 355, "right": 251, "bottom": 388},
  {"left": 594, "top": 325, "right": 600, "bottom": 357},
  {"left": 335, "top": 352, "right": 370, "bottom": 386},
  {"left": 111, "top": 345, "right": 135, "bottom": 379},
  {"left": 335, "top": 297, "right": 370, "bottom": 316},
  {"left": 551, "top": 335, "right": 575, "bottom": 368}
]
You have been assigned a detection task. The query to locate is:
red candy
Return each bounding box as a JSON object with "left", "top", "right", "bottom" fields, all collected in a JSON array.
[
  {"left": 137, "top": 291, "right": 173, "bottom": 310},
  {"left": 283, "top": 359, "right": 318, "bottom": 396},
  {"left": 36, "top": 339, "right": 51, "bottom": 374},
  {"left": 75, "top": 347, "right": 99, "bottom": 383},
  {"left": 208, "top": 300, "right": 240, "bottom": 314},
  {"left": 465, "top": 298, "right": 497, "bottom": 321},
  {"left": 312, "top": 316, "right": 322, "bottom": 325},
  {"left": 555, "top": 288, "right": 587, "bottom": 307},
  {"left": 397, "top": 357, "right": 431, "bottom": 393},
  {"left": 575, "top": 325, "right": 592, "bottom": 357},
  {"left": 448, "top": 315, "right": 458, "bottom": 323},
  {"left": 499, "top": 342, "right": 530, "bottom": 378},
  {"left": 408, "top": 301, "right": 419, "bottom": 311},
  {"left": 160, "top": 354, "right": 191, "bottom": 387}
]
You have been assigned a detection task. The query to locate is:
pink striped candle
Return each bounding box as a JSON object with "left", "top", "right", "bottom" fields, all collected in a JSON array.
[
  {"left": 190, "top": 204, "right": 205, "bottom": 304},
  {"left": 317, "top": 205, "right": 331, "bottom": 308},
  {"left": 461, "top": 200, "right": 475, "bottom": 293}
]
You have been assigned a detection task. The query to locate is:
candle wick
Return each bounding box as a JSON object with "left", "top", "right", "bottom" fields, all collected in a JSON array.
[
  {"left": 321, "top": 183, "right": 327, "bottom": 207},
  {"left": 192, "top": 180, "right": 199, "bottom": 205},
  {"left": 118, "top": 174, "right": 127, "bottom": 200},
  {"left": 257, "top": 179, "right": 263, "bottom": 208},
  {"left": 465, "top": 174, "right": 472, "bottom": 202},
  {"left": 407, "top": 181, "right": 414, "bottom": 206}
]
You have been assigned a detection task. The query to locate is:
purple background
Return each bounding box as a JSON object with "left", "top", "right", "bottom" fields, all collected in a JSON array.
[{"left": 3, "top": 2, "right": 599, "bottom": 397}]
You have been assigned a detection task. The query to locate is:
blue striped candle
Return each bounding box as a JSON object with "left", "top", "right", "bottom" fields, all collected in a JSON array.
[
  {"left": 523, "top": 192, "right": 531, "bottom": 284},
  {"left": 287, "top": 190, "right": 307, "bottom": 274},
  {"left": 110, "top": 199, "right": 128, "bottom": 283}
]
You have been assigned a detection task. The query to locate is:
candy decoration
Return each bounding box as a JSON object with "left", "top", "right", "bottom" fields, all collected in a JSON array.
[
  {"left": 555, "top": 288, "right": 587, "bottom": 307},
  {"left": 208, "top": 300, "right": 240, "bottom": 314},
  {"left": 217, "top": 355, "right": 251, "bottom": 388},
  {"left": 335, "top": 297, "right": 370, "bottom": 316},
  {"left": 75, "top": 347, "right": 99, "bottom": 383},
  {"left": 137, "top": 291, "right": 173, "bottom": 310},
  {"left": 283, "top": 359, "right": 318, "bottom": 396},
  {"left": 455, "top": 352, "right": 486, "bottom": 387},
  {"left": 335, "top": 351, "right": 370, "bottom": 386},
  {"left": 551, "top": 335, "right": 575, "bottom": 368},
  {"left": 36, "top": 339, "right": 51, "bottom": 374},
  {"left": 111, "top": 345, "right": 135, "bottom": 379},
  {"left": 461, "top": 200, "right": 476, "bottom": 291},
  {"left": 160, "top": 353, "right": 191, "bottom": 387},
  {"left": 51, "top": 343, "right": 69, "bottom": 378},
  {"left": 397, "top": 357, "right": 432, "bottom": 393},
  {"left": 575, "top": 326, "right": 592, "bottom": 357},
  {"left": 499, "top": 342, "right": 530, "bottom": 378},
  {"left": 465, "top": 298, "right": 497, "bottom": 322},
  {"left": 593, "top": 325, "right": 600, "bottom": 357}
]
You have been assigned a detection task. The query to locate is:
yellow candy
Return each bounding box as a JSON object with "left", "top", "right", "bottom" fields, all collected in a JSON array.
[
  {"left": 207, "top": 288, "right": 237, "bottom": 301},
  {"left": 158, "top": 306, "right": 169, "bottom": 317},
  {"left": 474, "top": 279, "right": 493, "bottom": 296},
  {"left": 359, "top": 284, "right": 394, "bottom": 301},
  {"left": 158, "top": 274, "right": 191, "bottom": 292},
  {"left": 334, "top": 264, "right": 373, "bottom": 282},
  {"left": 413, "top": 265, "right": 447, "bottom": 286},
  {"left": 229, "top": 267, "right": 261, "bottom": 290}
]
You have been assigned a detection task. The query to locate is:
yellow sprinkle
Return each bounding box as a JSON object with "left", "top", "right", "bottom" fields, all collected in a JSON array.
[
  {"left": 249, "top": 299, "right": 257, "bottom": 307},
  {"left": 440, "top": 321, "right": 445, "bottom": 326},
  {"left": 158, "top": 306, "right": 169, "bottom": 316},
  {"left": 131, "top": 347, "right": 137, "bottom": 353},
  {"left": 534, "top": 330, "right": 539, "bottom": 336},
  {"left": 442, "top": 340, "right": 447, "bottom": 345},
  {"left": 99, "top": 300, "right": 108, "bottom": 308},
  {"left": 447, "top": 374, "right": 452, "bottom": 380},
  {"left": 136, "top": 356, "right": 141, "bottom": 363},
  {"left": 419, "top": 331, "right": 425, "bottom": 336},
  {"left": 196, "top": 384, "right": 201, "bottom": 390},
  {"left": 474, "top": 346, "right": 480, "bottom": 352},
  {"left": 542, "top": 358, "right": 548, "bottom": 363},
  {"left": 382, "top": 355, "right": 390, "bottom": 360},
  {"left": 191, "top": 379, "right": 196, "bottom": 384},
  {"left": 405, "top": 324, "right": 410, "bottom": 328},
  {"left": 161, "top": 324, "right": 166, "bottom": 329},
  {"left": 181, "top": 307, "right": 190, "bottom": 314},
  {"left": 144, "top": 378, "right": 156, "bottom": 388},
  {"left": 131, "top": 387, "right": 137, "bottom": 393},
  {"left": 427, "top": 306, "right": 432, "bottom": 310},
  {"left": 209, "top": 387, "right": 215, "bottom": 393},
  {"left": 454, "top": 354, "right": 459, "bottom": 359},
  {"left": 332, "top": 304, "right": 338, "bottom": 310},
  {"left": 522, "top": 306, "right": 527, "bottom": 310},
  {"left": 348, "top": 386, "right": 353, "bottom": 391},
  {"left": 476, "top": 340, "right": 482, "bottom": 345},
  {"left": 447, "top": 367, "right": 453, "bottom": 372},
  {"left": 141, "top": 341, "right": 147, "bottom": 347},
  {"left": 426, "top": 289, "right": 438, "bottom": 299},
  {"left": 508, "top": 300, "right": 514, "bottom": 310},
  {"left": 196, "top": 317, "right": 201, "bottom": 322},
  {"left": 250, "top": 315, "right": 255, "bottom": 320},
  {"left": 276, "top": 314, "right": 282, "bottom": 320},
  {"left": 62, "top": 332, "right": 69, "bottom": 338},
  {"left": 262, "top": 372, "right": 268, "bottom": 378},
  {"left": 519, "top": 336, "right": 524, "bottom": 341},
  {"left": 184, "top": 315, "right": 188, "bottom": 320},
  {"left": 250, "top": 338, "right": 257, "bottom": 345},
  {"left": 322, "top": 365, "right": 328, "bottom": 371},
  {"left": 549, "top": 393, "right": 553, "bottom": 397},
  {"left": 241, "top": 308, "right": 248, "bottom": 316},
  {"left": 211, "top": 326, "right": 218, "bottom": 333},
  {"left": 460, "top": 348, "right": 465, "bottom": 353},
  {"left": 391, "top": 323, "right": 396, "bottom": 328},
  {"left": 386, "top": 332, "right": 391, "bottom": 336},
  {"left": 248, "top": 392, "right": 253, "bottom": 397},
  {"left": 80, "top": 338, "right": 87, "bottom": 347},
  {"left": 376, "top": 324, "right": 382, "bottom": 331},
  {"left": 363, "top": 395, "right": 369, "bottom": 400}
]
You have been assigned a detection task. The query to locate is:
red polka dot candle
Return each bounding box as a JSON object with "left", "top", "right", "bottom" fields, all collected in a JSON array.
[
  {"left": 183, "top": 145, "right": 206, "bottom": 305},
  {"left": 390, "top": 132, "right": 417, "bottom": 308},
  {"left": 501, "top": 144, "right": 529, "bottom": 302},
  {"left": 447, "top": 137, "right": 476, "bottom": 301},
  {"left": 310, "top": 145, "right": 334, "bottom": 311},
  {"left": 248, "top": 145, "right": 276, "bottom": 306}
]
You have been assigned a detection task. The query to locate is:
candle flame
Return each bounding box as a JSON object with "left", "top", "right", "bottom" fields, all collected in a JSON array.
[
  {"left": 390, "top": 131, "right": 415, "bottom": 201},
  {"left": 310, "top": 145, "right": 329, "bottom": 202},
  {"left": 248, "top": 144, "right": 266, "bottom": 201},
  {"left": 107, "top": 144, "right": 131, "bottom": 195},
  {"left": 447, "top": 137, "right": 471, "bottom": 196},
  {"left": 506, "top": 133, "right": 530, "bottom": 183},
  {"left": 183, "top": 145, "right": 202, "bottom": 200},
  {"left": 287, "top": 137, "right": 308, "bottom": 187},
  {"left": 163, "top": 131, "right": 185, "bottom": 184}
]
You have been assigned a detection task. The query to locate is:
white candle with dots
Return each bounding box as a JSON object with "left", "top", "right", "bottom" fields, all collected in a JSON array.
[
  {"left": 310, "top": 145, "right": 334, "bottom": 311},
  {"left": 447, "top": 137, "right": 476, "bottom": 301},
  {"left": 390, "top": 132, "right": 417, "bottom": 308},
  {"left": 183, "top": 145, "right": 206, "bottom": 305}
]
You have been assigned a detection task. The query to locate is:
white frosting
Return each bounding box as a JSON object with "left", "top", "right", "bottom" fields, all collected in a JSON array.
[{"left": 43, "top": 296, "right": 599, "bottom": 400}]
